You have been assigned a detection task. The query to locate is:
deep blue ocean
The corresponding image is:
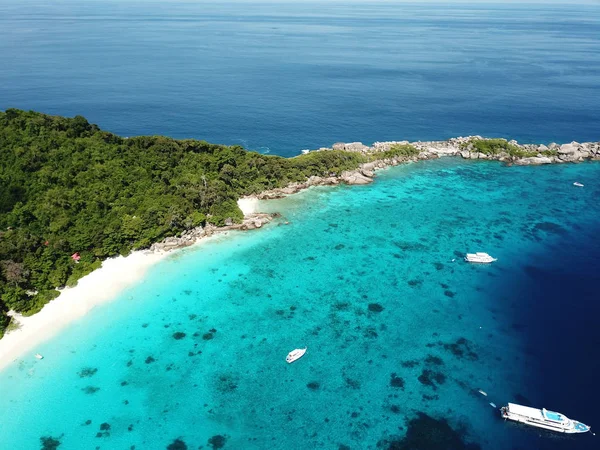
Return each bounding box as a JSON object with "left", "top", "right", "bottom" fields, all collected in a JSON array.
[
  {"left": 1, "top": 1, "right": 600, "bottom": 450},
  {"left": 1, "top": 1, "right": 600, "bottom": 154}
]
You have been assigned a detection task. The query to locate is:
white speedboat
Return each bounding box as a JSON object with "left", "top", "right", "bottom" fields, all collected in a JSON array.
[
  {"left": 464, "top": 252, "right": 497, "bottom": 264},
  {"left": 573, "top": 182, "right": 584, "bottom": 187},
  {"left": 501, "top": 403, "right": 590, "bottom": 434},
  {"left": 286, "top": 347, "right": 307, "bottom": 363},
  {"left": 35, "top": 354, "right": 44, "bottom": 360}
]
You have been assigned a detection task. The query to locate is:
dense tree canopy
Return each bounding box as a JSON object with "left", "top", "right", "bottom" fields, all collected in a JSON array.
[{"left": 0, "top": 109, "right": 367, "bottom": 336}]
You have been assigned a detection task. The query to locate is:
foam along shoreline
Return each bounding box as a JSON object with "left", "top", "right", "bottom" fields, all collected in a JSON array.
[{"left": 0, "top": 250, "right": 170, "bottom": 372}]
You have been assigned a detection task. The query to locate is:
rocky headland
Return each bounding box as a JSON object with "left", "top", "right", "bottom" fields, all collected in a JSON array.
[
  {"left": 252, "top": 136, "right": 600, "bottom": 200},
  {"left": 151, "top": 136, "right": 599, "bottom": 252}
]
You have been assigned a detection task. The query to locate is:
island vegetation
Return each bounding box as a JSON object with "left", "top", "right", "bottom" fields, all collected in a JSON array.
[
  {"left": 460, "top": 137, "right": 557, "bottom": 158},
  {"left": 1, "top": 110, "right": 596, "bottom": 338},
  {"left": 0, "top": 109, "right": 368, "bottom": 336}
]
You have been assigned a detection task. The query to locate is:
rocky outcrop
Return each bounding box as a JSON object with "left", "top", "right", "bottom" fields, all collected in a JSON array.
[
  {"left": 149, "top": 136, "right": 599, "bottom": 257},
  {"left": 149, "top": 213, "right": 274, "bottom": 253},
  {"left": 513, "top": 156, "right": 554, "bottom": 166},
  {"left": 340, "top": 170, "right": 373, "bottom": 185},
  {"left": 313, "top": 137, "right": 600, "bottom": 165}
]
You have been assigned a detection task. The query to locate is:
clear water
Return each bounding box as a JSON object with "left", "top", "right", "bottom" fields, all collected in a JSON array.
[
  {"left": 1, "top": 1, "right": 600, "bottom": 155},
  {"left": 1, "top": 1, "right": 600, "bottom": 449},
  {"left": 1, "top": 158, "right": 599, "bottom": 449}
]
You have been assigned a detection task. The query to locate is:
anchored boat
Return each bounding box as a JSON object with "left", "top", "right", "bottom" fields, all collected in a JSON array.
[
  {"left": 286, "top": 347, "right": 307, "bottom": 363},
  {"left": 464, "top": 252, "right": 497, "bottom": 264},
  {"left": 501, "top": 403, "right": 590, "bottom": 434}
]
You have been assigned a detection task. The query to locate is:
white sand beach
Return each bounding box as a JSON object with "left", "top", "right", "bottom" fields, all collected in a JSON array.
[
  {"left": 0, "top": 200, "right": 263, "bottom": 372},
  {"left": 0, "top": 250, "right": 168, "bottom": 371}
]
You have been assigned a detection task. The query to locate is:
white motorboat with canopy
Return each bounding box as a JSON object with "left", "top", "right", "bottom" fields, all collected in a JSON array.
[
  {"left": 286, "top": 347, "right": 307, "bottom": 363},
  {"left": 464, "top": 252, "right": 497, "bottom": 263}
]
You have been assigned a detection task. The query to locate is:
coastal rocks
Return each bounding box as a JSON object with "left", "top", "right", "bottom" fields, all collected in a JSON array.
[
  {"left": 558, "top": 142, "right": 578, "bottom": 154},
  {"left": 148, "top": 214, "right": 274, "bottom": 253},
  {"left": 514, "top": 156, "right": 553, "bottom": 166},
  {"left": 340, "top": 170, "right": 373, "bottom": 185},
  {"left": 149, "top": 227, "right": 206, "bottom": 252},
  {"left": 332, "top": 142, "right": 369, "bottom": 152}
]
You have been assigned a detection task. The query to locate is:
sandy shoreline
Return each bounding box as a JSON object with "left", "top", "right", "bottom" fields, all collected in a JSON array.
[
  {"left": 0, "top": 204, "right": 260, "bottom": 373},
  {"left": 0, "top": 250, "right": 170, "bottom": 372}
]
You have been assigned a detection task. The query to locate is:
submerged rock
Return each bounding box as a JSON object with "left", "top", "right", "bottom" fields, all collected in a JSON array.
[
  {"left": 207, "top": 435, "right": 227, "bottom": 449},
  {"left": 40, "top": 436, "right": 62, "bottom": 450},
  {"left": 167, "top": 438, "right": 188, "bottom": 450}
]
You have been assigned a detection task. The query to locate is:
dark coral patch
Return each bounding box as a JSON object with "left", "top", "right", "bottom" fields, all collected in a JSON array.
[
  {"left": 100, "top": 423, "right": 110, "bottom": 431},
  {"left": 333, "top": 302, "right": 350, "bottom": 311},
  {"left": 424, "top": 355, "right": 444, "bottom": 366},
  {"left": 533, "top": 221, "right": 567, "bottom": 236},
  {"left": 444, "top": 290, "right": 455, "bottom": 298},
  {"left": 393, "top": 241, "right": 427, "bottom": 251},
  {"left": 145, "top": 356, "right": 156, "bottom": 364},
  {"left": 335, "top": 244, "right": 345, "bottom": 250},
  {"left": 40, "top": 436, "right": 62, "bottom": 450},
  {"left": 345, "top": 377, "right": 360, "bottom": 389},
  {"left": 217, "top": 374, "right": 238, "bottom": 393},
  {"left": 167, "top": 438, "right": 188, "bottom": 450},
  {"left": 203, "top": 332, "right": 215, "bottom": 340},
  {"left": 418, "top": 369, "right": 446, "bottom": 389},
  {"left": 363, "top": 327, "right": 378, "bottom": 339},
  {"left": 78, "top": 367, "right": 98, "bottom": 378},
  {"left": 307, "top": 381, "right": 320, "bottom": 391},
  {"left": 407, "top": 279, "right": 423, "bottom": 287},
  {"left": 378, "top": 412, "right": 480, "bottom": 449},
  {"left": 401, "top": 360, "right": 419, "bottom": 368},
  {"left": 82, "top": 386, "right": 100, "bottom": 394},
  {"left": 208, "top": 435, "right": 227, "bottom": 449},
  {"left": 368, "top": 303, "right": 384, "bottom": 313},
  {"left": 442, "top": 338, "right": 478, "bottom": 361},
  {"left": 390, "top": 373, "right": 405, "bottom": 389},
  {"left": 433, "top": 262, "right": 445, "bottom": 271},
  {"left": 172, "top": 332, "right": 186, "bottom": 340}
]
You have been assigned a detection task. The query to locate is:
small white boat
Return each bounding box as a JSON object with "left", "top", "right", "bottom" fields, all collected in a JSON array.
[
  {"left": 573, "top": 182, "right": 584, "bottom": 187},
  {"left": 501, "top": 403, "right": 590, "bottom": 434},
  {"left": 465, "top": 252, "right": 497, "bottom": 264},
  {"left": 286, "top": 347, "right": 307, "bottom": 363},
  {"left": 478, "top": 389, "right": 488, "bottom": 397},
  {"left": 35, "top": 354, "right": 44, "bottom": 360}
]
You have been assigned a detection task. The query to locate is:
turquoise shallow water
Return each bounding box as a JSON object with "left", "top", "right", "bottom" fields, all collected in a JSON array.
[{"left": 1, "top": 158, "right": 599, "bottom": 449}]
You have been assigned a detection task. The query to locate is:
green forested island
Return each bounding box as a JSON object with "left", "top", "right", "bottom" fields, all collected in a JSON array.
[{"left": 0, "top": 109, "right": 370, "bottom": 336}]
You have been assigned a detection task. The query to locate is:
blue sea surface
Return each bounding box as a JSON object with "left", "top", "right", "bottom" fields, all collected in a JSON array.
[
  {"left": 1, "top": 1, "right": 600, "bottom": 449},
  {"left": 1, "top": 158, "right": 599, "bottom": 449},
  {"left": 0, "top": 1, "right": 600, "bottom": 154}
]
